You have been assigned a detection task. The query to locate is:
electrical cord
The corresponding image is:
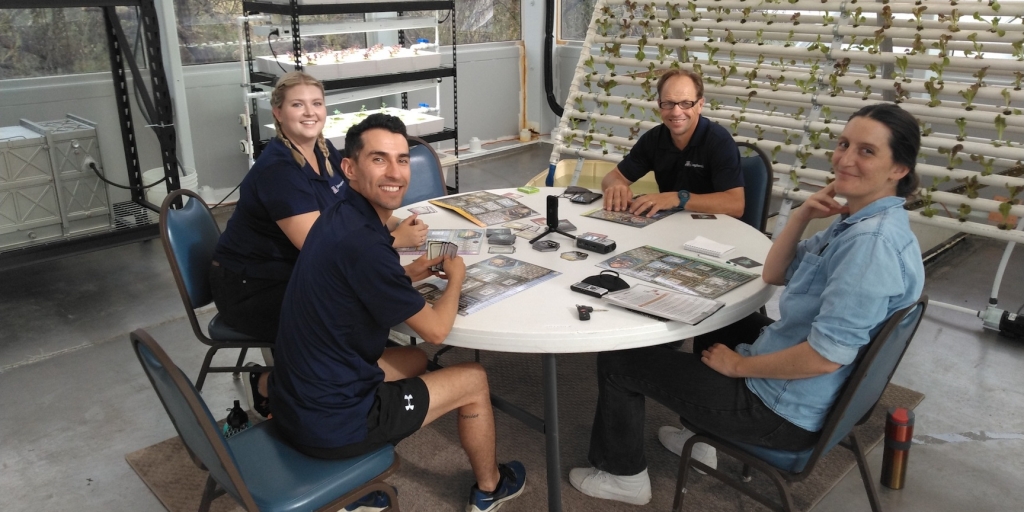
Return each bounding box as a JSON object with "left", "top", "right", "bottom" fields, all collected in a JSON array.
[
  {"left": 208, "top": 183, "right": 243, "bottom": 209},
  {"left": 438, "top": 10, "right": 452, "bottom": 24},
  {"left": 269, "top": 31, "right": 291, "bottom": 74},
  {"left": 89, "top": 161, "right": 167, "bottom": 190}
]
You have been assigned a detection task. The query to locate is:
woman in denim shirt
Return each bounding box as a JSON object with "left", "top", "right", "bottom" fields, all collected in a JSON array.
[{"left": 570, "top": 103, "right": 926, "bottom": 506}]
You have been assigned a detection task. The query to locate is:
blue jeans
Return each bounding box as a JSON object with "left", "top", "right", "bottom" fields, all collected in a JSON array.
[{"left": 587, "top": 313, "right": 820, "bottom": 476}]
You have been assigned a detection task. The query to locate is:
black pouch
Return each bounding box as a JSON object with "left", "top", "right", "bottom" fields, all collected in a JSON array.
[{"left": 581, "top": 270, "right": 630, "bottom": 293}]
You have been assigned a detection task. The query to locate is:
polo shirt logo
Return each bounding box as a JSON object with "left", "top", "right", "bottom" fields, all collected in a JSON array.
[
  {"left": 331, "top": 182, "right": 345, "bottom": 194},
  {"left": 683, "top": 161, "right": 705, "bottom": 168},
  {"left": 404, "top": 394, "right": 414, "bottom": 410}
]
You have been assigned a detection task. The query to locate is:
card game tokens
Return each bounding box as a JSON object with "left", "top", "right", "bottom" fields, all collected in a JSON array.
[
  {"left": 532, "top": 240, "right": 560, "bottom": 252},
  {"left": 561, "top": 251, "right": 589, "bottom": 261}
]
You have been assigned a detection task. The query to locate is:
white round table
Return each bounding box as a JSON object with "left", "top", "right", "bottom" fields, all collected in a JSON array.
[{"left": 394, "top": 188, "right": 776, "bottom": 511}]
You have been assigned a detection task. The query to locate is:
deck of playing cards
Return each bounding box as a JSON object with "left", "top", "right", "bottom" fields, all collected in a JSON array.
[{"left": 428, "top": 241, "right": 459, "bottom": 272}]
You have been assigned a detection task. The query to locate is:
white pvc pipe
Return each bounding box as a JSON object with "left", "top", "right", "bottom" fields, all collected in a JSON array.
[{"left": 990, "top": 217, "right": 1024, "bottom": 303}]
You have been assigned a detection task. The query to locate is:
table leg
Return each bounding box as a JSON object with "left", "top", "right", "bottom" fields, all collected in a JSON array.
[{"left": 542, "top": 353, "right": 562, "bottom": 512}]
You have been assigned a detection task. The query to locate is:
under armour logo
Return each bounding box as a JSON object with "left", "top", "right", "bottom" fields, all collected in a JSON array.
[{"left": 404, "top": 394, "right": 414, "bottom": 411}]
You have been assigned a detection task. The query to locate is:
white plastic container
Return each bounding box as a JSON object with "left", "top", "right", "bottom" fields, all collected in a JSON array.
[{"left": 144, "top": 167, "right": 198, "bottom": 208}]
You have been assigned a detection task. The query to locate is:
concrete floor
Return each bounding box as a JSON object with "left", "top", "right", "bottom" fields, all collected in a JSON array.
[{"left": 2, "top": 143, "right": 1022, "bottom": 511}]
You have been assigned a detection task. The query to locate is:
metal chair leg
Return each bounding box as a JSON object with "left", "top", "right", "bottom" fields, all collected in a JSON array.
[
  {"left": 195, "top": 347, "right": 218, "bottom": 391},
  {"left": 232, "top": 348, "right": 248, "bottom": 379},
  {"left": 849, "top": 432, "right": 885, "bottom": 512}
]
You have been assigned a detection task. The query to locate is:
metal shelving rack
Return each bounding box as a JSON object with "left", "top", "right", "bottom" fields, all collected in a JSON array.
[
  {"left": 0, "top": 0, "right": 180, "bottom": 270},
  {"left": 241, "top": 0, "right": 460, "bottom": 192}
]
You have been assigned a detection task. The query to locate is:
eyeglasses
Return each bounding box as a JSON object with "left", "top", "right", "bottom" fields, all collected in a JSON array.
[{"left": 658, "top": 99, "right": 699, "bottom": 110}]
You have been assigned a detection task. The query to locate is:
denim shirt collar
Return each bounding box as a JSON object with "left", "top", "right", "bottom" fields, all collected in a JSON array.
[{"left": 832, "top": 196, "right": 906, "bottom": 236}]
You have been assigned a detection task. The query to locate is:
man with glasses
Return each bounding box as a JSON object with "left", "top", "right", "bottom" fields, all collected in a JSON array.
[{"left": 600, "top": 69, "right": 744, "bottom": 218}]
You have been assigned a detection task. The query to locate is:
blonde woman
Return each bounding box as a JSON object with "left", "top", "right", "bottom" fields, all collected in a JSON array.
[{"left": 210, "top": 72, "right": 428, "bottom": 414}]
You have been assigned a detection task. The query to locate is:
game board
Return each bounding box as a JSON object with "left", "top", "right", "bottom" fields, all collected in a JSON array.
[
  {"left": 581, "top": 207, "right": 676, "bottom": 227},
  {"left": 414, "top": 256, "right": 560, "bottom": 315},
  {"left": 596, "top": 245, "right": 757, "bottom": 299},
  {"left": 429, "top": 191, "right": 538, "bottom": 226}
]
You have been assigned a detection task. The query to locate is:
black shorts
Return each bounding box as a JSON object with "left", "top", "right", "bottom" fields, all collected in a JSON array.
[
  {"left": 294, "top": 377, "right": 431, "bottom": 460},
  {"left": 208, "top": 263, "right": 288, "bottom": 341}
]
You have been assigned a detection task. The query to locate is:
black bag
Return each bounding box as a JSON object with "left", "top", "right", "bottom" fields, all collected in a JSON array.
[{"left": 581, "top": 270, "right": 630, "bottom": 293}]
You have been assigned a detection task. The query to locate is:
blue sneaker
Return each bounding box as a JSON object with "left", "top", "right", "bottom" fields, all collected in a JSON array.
[
  {"left": 344, "top": 489, "right": 391, "bottom": 512},
  {"left": 466, "top": 461, "right": 526, "bottom": 512}
]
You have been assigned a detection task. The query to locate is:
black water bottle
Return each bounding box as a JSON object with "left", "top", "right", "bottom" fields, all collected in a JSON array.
[{"left": 222, "top": 400, "right": 251, "bottom": 438}]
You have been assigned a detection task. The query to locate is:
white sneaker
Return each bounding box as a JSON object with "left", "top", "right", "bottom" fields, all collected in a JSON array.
[
  {"left": 658, "top": 426, "right": 718, "bottom": 474},
  {"left": 569, "top": 467, "right": 652, "bottom": 505}
]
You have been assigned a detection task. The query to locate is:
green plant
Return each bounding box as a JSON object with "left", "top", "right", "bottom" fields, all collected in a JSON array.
[
  {"left": 955, "top": 117, "right": 968, "bottom": 141},
  {"left": 938, "top": 144, "right": 964, "bottom": 170},
  {"left": 894, "top": 55, "right": 910, "bottom": 82},
  {"left": 771, "top": 145, "right": 782, "bottom": 164},
  {"left": 966, "top": 33, "right": 985, "bottom": 58},
  {"left": 960, "top": 84, "right": 980, "bottom": 110},
  {"left": 754, "top": 125, "right": 766, "bottom": 140},
  {"left": 928, "top": 57, "right": 949, "bottom": 83},
  {"left": 970, "top": 153, "right": 996, "bottom": 176},
  {"left": 995, "top": 115, "right": 1008, "bottom": 144},
  {"left": 958, "top": 203, "right": 972, "bottom": 222},
  {"left": 912, "top": 5, "right": 928, "bottom": 31},
  {"left": 924, "top": 80, "right": 944, "bottom": 107}
]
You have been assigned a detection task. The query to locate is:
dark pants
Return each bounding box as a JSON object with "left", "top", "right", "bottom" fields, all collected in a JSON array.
[
  {"left": 587, "top": 313, "right": 820, "bottom": 476},
  {"left": 208, "top": 263, "right": 288, "bottom": 341}
]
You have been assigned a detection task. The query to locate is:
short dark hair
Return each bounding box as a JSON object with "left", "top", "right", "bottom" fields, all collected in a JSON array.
[
  {"left": 656, "top": 69, "right": 704, "bottom": 100},
  {"left": 345, "top": 113, "right": 408, "bottom": 159},
  {"left": 847, "top": 103, "right": 921, "bottom": 198}
]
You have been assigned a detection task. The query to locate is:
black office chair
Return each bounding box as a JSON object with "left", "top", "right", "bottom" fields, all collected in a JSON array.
[
  {"left": 402, "top": 136, "right": 448, "bottom": 206},
  {"left": 159, "top": 189, "right": 273, "bottom": 391},
  {"left": 130, "top": 329, "right": 400, "bottom": 512},
  {"left": 672, "top": 296, "right": 928, "bottom": 512},
  {"left": 736, "top": 141, "right": 774, "bottom": 234}
]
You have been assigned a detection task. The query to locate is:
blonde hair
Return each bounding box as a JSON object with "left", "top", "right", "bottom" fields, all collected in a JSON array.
[{"left": 270, "top": 71, "right": 334, "bottom": 177}]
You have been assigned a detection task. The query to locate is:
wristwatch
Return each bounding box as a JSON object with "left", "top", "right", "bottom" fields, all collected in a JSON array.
[{"left": 677, "top": 190, "right": 691, "bottom": 210}]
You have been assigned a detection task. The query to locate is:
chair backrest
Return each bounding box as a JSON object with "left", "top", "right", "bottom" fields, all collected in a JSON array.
[
  {"left": 805, "top": 296, "right": 928, "bottom": 472},
  {"left": 736, "top": 141, "right": 773, "bottom": 233},
  {"left": 160, "top": 189, "right": 220, "bottom": 310},
  {"left": 402, "top": 136, "right": 447, "bottom": 206},
  {"left": 130, "top": 329, "right": 258, "bottom": 510}
]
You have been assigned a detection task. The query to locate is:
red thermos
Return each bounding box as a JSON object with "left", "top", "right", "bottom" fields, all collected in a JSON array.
[{"left": 880, "top": 407, "right": 915, "bottom": 489}]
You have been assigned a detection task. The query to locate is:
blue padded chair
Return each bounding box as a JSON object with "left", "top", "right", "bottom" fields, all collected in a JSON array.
[
  {"left": 159, "top": 189, "right": 273, "bottom": 391},
  {"left": 401, "top": 136, "right": 448, "bottom": 207},
  {"left": 736, "top": 141, "right": 774, "bottom": 234},
  {"left": 672, "top": 296, "right": 929, "bottom": 512},
  {"left": 130, "top": 329, "right": 400, "bottom": 512}
]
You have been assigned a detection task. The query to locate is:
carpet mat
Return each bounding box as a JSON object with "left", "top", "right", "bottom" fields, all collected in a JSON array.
[{"left": 126, "top": 349, "right": 923, "bottom": 511}]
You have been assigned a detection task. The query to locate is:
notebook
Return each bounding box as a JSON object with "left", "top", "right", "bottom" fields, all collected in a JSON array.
[{"left": 682, "top": 236, "right": 735, "bottom": 258}]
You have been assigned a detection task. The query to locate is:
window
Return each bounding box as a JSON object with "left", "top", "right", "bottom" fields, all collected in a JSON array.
[
  {"left": 0, "top": 0, "right": 520, "bottom": 81},
  {"left": 0, "top": 8, "right": 124, "bottom": 79},
  {"left": 560, "top": 0, "right": 596, "bottom": 41}
]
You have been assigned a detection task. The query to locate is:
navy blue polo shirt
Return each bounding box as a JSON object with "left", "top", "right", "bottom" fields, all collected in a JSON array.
[
  {"left": 617, "top": 117, "right": 743, "bottom": 194},
  {"left": 213, "top": 137, "right": 345, "bottom": 281},
  {"left": 269, "top": 187, "right": 427, "bottom": 449}
]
